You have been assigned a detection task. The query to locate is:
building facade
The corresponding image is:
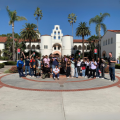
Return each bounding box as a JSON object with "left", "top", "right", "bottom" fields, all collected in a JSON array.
[{"left": 101, "top": 30, "right": 120, "bottom": 59}]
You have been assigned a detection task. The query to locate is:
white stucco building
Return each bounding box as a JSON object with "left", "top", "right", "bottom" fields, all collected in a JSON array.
[
  {"left": 101, "top": 30, "right": 120, "bottom": 59},
  {"left": 0, "top": 25, "right": 91, "bottom": 57}
]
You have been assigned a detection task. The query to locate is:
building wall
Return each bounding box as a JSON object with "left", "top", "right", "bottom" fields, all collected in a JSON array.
[
  {"left": 0, "top": 43, "right": 5, "bottom": 56},
  {"left": 101, "top": 31, "right": 116, "bottom": 58},
  {"left": 116, "top": 34, "right": 120, "bottom": 59}
]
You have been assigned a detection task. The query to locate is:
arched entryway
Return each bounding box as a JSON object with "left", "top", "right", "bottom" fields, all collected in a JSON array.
[
  {"left": 52, "top": 51, "right": 61, "bottom": 58},
  {"left": 102, "top": 50, "right": 106, "bottom": 58}
]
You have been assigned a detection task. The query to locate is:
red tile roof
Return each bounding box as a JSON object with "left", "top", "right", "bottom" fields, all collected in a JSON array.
[
  {"left": 73, "top": 39, "right": 88, "bottom": 43},
  {"left": 107, "top": 30, "right": 120, "bottom": 32},
  {"left": 0, "top": 37, "right": 7, "bottom": 43}
]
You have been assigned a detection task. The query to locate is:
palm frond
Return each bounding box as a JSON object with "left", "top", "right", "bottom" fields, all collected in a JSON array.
[{"left": 101, "top": 23, "right": 107, "bottom": 34}]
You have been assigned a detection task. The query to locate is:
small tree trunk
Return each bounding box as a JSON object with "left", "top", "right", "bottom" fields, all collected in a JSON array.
[
  {"left": 82, "top": 35, "right": 84, "bottom": 59},
  {"left": 37, "top": 17, "right": 38, "bottom": 30},
  {"left": 72, "top": 22, "right": 73, "bottom": 37},
  {"left": 12, "top": 22, "right": 15, "bottom": 61}
]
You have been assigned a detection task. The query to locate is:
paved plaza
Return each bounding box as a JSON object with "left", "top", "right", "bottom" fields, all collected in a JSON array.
[{"left": 0, "top": 70, "right": 120, "bottom": 120}]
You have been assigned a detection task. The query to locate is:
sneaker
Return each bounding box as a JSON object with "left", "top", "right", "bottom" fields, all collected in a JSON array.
[
  {"left": 54, "top": 77, "right": 56, "bottom": 80},
  {"left": 67, "top": 77, "right": 69, "bottom": 78},
  {"left": 101, "top": 78, "right": 104, "bottom": 79},
  {"left": 85, "top": 76, "right": 87, "bottom": 78},
  {"left": 57, "top": 77, "right": 59, "bottom": 80}
]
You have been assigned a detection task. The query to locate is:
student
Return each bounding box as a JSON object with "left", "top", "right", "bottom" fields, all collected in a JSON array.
[
  {"left": 66, "top": 58, "right": 71, "bottom": 78},
  {"left": 71, "top": 59, "right": 75, "bottom": 78},
  {"left": 81, "top": 59, "right": 86, "bottom": 77},
  {"left": 96, "top": 58, "right": 100, "bottom": 78},
  {"left": 90, "top": 58, "right": 97, "bottom": 78},
  {"left": 61, "top": 58, "right": 66, "bottom": 74},
  {"left": 77, "top": 58, "right": 81, "bottom": 76},
  {"left": 43, "top": 55, "right": 50, "bottom": 67},
  {"left": 74, "top": 59, "right": 78, "bottom": 78},
  {"left": 100, "top": 58, "right": 106, "bottom": 79},
  {"left": 17, "top": 57, "right": 24, "bottom": 77},
  {"left": 22, "top": 52, "right": 33, "bottom": 76},
  {"left": 36, "top": 57, "right": 41, "bottom": 78},
  {"left": 108, "top": 52, "right": 117, "bottom": 81},
  {"left": 85, "top": 58, "right": 90, "bottom": 78},
  {"left": 117, "top": 58, "right": 119, "bottom": 64},
  {"left": 53, "top": 65, "right": 60, "bottom": 80},
  {"left": 29, "top": 57, "right": 35, "bottom": 77},
  {"left": 42, "top": 64, "right": 51, "bottom": 79}
]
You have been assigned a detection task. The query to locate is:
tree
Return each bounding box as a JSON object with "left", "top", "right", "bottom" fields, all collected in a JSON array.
[
  {"left": 34, "top": 7, "right": 43, "bottom": 30},
  {"left": 76, "top": 22, "right": 90, "bottom": 58},
  {"left": 68, "top": 13, "right": 77, "bottom": 37},
  {"left": 20, "top": 23, "right": 39, "bottom": 56},
  {"left": 89, "top": 13, "right": 110, "bottom": 57},
  {"left": 6, "top": 6, "right": 27, "bottom": 61}
]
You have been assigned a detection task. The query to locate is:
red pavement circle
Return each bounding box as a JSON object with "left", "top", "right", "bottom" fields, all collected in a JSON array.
[{"left": 0, "top": 74, "right": 120, "bottom": 92}]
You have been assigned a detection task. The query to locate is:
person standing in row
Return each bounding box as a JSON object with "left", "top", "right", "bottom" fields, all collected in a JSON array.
[
  {"left": 85, "top": 58, "right": 90, "bottom": 78},
  {"left": 29, "top": 57, "right": 35, "bottom": 77},
  {"left": 96, "top": 58, "right": 100, "bottom": 78},
  {"left": 81, "top": 59, "right": 86, "bottom": 77},
  {"left": 77, "top": 58, "right": 81, "bottom": 76},
  {"left": 61, "top": 58, "right": 66, "bottom": 74},
  {"left": 71, "top": 59, "right": 75, "bottom": 78},
  {"left": 66, "top": 58, "right": 71, "bottom": 78},
  {"left": 108, "top": 52, "right": 117, "bottom": 81},
  {"left": 74, "top": 59, "right": 78, "bottom": 78},
  {"left": 17, "top": 57, "right": 24, "bottom": 77},
  {"left": 90, "top": 58, "right": 97, "bottom": 78},
  {"left": 100, "top": 58, "right": 106, "bottom": 79}
]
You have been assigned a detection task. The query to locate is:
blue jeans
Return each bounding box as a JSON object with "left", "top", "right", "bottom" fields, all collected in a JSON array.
[
  {"left": 74, "top": 67, "right": 78, "bottom": 77},
  {"left": 96, "top": 66, "right": 100, "bottom": 77},
  {"left": 17, "top": 68, "right": 24, "bottom": 77},
  {"left": 53, "top": 73, "right": 59, "bottom": 78},
  {"left": 25, "top": 66, "right": 30, "bottom": 76},
  {"left": 52, "top": 65, "right": 55, "bottom": 73},
  {"left": 30, "top": 68, "right": 34, "bottom": 76},
  {"left": 82, "top": 69, "right": 86, "bottom": 77},
  {"left": 109, "top": 67, "right": 115, "bottom": 80}
]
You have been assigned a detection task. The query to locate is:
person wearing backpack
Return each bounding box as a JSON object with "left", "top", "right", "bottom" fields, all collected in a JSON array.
[{"left": 17, "top": 57, "right": 24, "bottom": 77}]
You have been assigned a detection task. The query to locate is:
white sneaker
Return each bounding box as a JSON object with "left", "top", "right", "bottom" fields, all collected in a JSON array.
[
  {"left": 67, "top": 77, "right": 69, "bottom": 78},
  {"left": 101, "top": 78, "right": 104, "bottom": 79}
]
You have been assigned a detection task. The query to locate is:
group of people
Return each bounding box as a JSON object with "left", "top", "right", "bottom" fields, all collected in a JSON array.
[{"left": 16, "top": 52, "right": 117, "bottom": 81}]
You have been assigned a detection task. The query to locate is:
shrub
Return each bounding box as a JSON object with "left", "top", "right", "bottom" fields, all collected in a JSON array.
[
  {"left": 4, "top": 61, "right": 17, "bottom": 65},
  {"left": 115, "top": 64, "right": 120, "bottom": 69},
  {"left": 104, "top": 65, "right": 109, "bottom": 73},
  {"left": 0, "top": 56, "right": 9, "bottom": 60},
  {"left": 9, "top": 65, "right": 25, "bottom": 73},
  {"left": 0, "top": 63, "right": 4, "bottom": 68}
]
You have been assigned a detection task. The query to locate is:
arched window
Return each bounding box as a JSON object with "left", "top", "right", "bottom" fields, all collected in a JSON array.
[
  {"left": 73, "top": 45, "right": 77, "bottom": 50},
  {"left": 27, "top": 45, "right": 30, "bottom": 49},
  {"left": 36, "top": 45, "right": 40, "bottom": 49},
  {"left": 78, "top": 45, "right": 81, "bottom": 50},
  {"left": 32, "top": 45, "right": 35, "bottom": 49},
  {"left": 87, "top": 45, "right": 90, "bottom": 50}
]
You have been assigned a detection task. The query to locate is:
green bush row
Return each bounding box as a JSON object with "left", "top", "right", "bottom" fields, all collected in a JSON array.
[
  {"left": 0, "top": 56, "right": 9, "bottom": 60},
  {"left": 0, "top": 63, "right": 5, "bottom": 68},
  {"left": 4, "top": 61, "right": 17, "bottom": 65},
  {"left": 115, "top": 64, "right": 120, "bottom": 69}
]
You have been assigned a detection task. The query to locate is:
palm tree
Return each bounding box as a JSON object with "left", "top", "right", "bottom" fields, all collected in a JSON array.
[
  {"left": 20, "top": 23, "right": 39, "bottom": 56},
  {"left": 89, "top": 13, "right": 110, "bottom": 57},
  {"left": 34, "top": 7, "right": 43, "bottom": 30},
  {"left": 6, "top": 6, "right": 27, "bottom": 61},
  {"left": 76, "top": 22, "right": 90, "bottom": 58},
  {"left": 68, "top": 13, "right": 77, "bottom": 37}
]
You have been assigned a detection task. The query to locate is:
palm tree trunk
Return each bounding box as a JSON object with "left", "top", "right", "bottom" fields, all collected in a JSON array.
[
  {"left": 98, "top": 25, "right": 101, "bottom": 58},
  {"left": 12, "top": 22, "right": 15, "bottom": 61},
  {"left": 72, "top": 22, "right": 73, "bottom": 37},
  {"left": 29, "top": 39, "right": 31, "bottom": 56},
  {"left": 82, "top": 35, "right": 84, "bottom": 59},
  {"left": 37, "top": 17, "right": 38, "bottom": 30}
]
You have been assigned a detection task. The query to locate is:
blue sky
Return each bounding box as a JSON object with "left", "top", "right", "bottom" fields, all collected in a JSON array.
[{"left": 0, "top": 0, "right": 120, "bottom": 39}]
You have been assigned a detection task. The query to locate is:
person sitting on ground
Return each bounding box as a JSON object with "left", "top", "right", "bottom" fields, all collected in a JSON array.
[
  {"left": 53, "top": 65, "right": 60, "bottom": 80},
  {"left": 42, "top": 64, "right": 50, "bottom": 79},
  {"left": 17, "top": 57, "right": 24, "bottom": 77}
]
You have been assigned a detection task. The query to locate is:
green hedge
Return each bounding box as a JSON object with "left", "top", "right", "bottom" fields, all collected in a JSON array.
[
  {"left": 115, "top": 64, "right": 120, "bottom": 69},
  {"left": 0, "top": 56, "right": 9, "bottom": 60},
  {"left": 0, "top": 63, "right": 5, "bottom": 68},
  {"left": 4, "top": 61, "right": 17, "bottom": 65}
]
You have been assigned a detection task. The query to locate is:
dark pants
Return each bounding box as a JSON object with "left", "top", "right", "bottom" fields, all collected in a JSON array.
[
  {"left": 96, "top": 66, "right": 100, "bottom": 77},
  {"left": 77, "top": 66, "right": 81, "bottom": 76},
  {"left": 109, "top": 67, "right": 115, "bottom": 80},
  {"left": 42, "top": 73, "right": 50, "bottom": 79},
  {"left": 17, "top": 68, "right": 24, "bottom": 77},
  {"left": 85, "top": 66, "right": 89, "bottom": 76},
  {"left": 101, "top": 67, "right": 105, "bottom": 78},
  {"left": 90, "top": 69, "right": 96, "bottom": 78},
  {"left": 66, "top": 67, "right": 70, "bottom": 77},
  {"left": 30, "top": 68, "right": 34, "bottom": 76},
  {"left": 60, "top": 67, "right": 65, "bottom": 74}
]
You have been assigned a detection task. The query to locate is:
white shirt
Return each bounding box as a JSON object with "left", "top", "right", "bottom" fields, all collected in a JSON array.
[
  {"left": 77, "top": 60, "right": 81, "bottom": 66},
  {"left": 90, "top": 61, "right": 97, "bottom": 69},
  {"left": 53, "top": 68, "right": 59, "bottom": 73},
  {"left": 85, "top": 61, "right": 90, "bottom": 66}
]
